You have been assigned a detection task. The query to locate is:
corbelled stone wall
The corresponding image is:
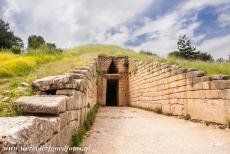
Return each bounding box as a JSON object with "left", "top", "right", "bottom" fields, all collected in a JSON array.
[
  {"left": 0, "top": 59, "right": 97, "bottom": 153},
  {"left": 129, "top": 60, "right": 230, "bottom": 124},
  {"left": 97, "top": 56, "right": 129, "bottom": 106}
]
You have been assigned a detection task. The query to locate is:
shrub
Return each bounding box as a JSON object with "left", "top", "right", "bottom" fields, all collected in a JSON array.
[
  {"left": 140, "top": 50, "right": 158, "bottom": 56},
  {"left": 28, "top": 45, "right": 63, "bottom": 54},
  {"left": 28, "top": 35, "right": 45, "bottom": 49},
  {"left": 123, "top": 58, "right": 129, "bottom": 67},
  {"left": 11, "top": 47, "right": 22, "bottom": 54},
  {"left": 153, "top": 107, "right": 162, "bottom": 114},
  {"left": 185, "top": 114, "right": 191, "bottom": 120}
]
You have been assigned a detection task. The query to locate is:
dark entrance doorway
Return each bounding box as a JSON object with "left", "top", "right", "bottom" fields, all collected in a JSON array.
[{"left": 106, "top": 80, "right": 118, "bottom": 106}]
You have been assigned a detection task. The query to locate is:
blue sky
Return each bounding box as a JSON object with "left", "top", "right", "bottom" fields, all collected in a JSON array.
[{"left": 0, "top": 0, "right": 230, "bottom": 58}]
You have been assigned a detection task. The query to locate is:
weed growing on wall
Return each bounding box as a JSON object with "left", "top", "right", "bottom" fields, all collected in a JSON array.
[{"left": 185, "top": 114, "right": 191, "bottom": 120}]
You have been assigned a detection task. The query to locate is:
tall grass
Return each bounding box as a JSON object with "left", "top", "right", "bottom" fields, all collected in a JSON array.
[
  {"left": 0, "top": 52, "right": 66, "bottom": 78},
  {"left": 178, "top": 60, "right": 230, "bottom": 76}
]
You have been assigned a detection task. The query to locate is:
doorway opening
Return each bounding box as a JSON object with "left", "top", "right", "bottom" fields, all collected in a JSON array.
[
  {"left": 106, "top": 80, "right": 119, "bottom": 106},
  {"left": 107, "top": 60, "right": 118, "bottom": 74}
]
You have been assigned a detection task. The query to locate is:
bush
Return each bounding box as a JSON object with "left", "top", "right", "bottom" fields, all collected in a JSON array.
[
  {"left": 169, "top": 50, "right": 213, "bottom": 61},
  {"left": 11, "top": 47, "right": 22, "bottom": 54},
  {"left": 123, "top": 58, "right": 129, "bottom": 67},
  {"left": 140, "top": 50, "right": 158, "bottom": 56},
  {"left": 28, "top": 45, "right": 63, "bottom": 54},
  {"left": 153, "top": 107, "right": 162, "bottom": 114},
  {"left": 28, "top": 35, "right": 45, "bottom": 49},
  {"left": 185, "top": 114, "right": 191, "bottom": 120}
]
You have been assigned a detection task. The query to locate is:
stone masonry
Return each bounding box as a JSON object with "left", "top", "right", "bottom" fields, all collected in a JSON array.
[
  {"left": 129, "top": 60, "right": 230, "bottom": 124},
  {"left": 0, "top": 56, "right": 230, "bottom": 153},
  {"left": 0, "top": 59, "right": 97, "bottom": 154}
]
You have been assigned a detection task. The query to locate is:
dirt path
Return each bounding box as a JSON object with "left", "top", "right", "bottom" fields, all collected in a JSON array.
[{"left": 82, "top": 107, "right": 230, "bottom": 154}]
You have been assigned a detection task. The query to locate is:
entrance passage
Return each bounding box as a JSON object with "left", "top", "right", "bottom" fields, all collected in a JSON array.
[{"left": 106, "top": 80, "right": 118, "bottom": 106}]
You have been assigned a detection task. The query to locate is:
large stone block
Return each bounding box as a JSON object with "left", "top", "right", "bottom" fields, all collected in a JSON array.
[
  {"left": 186, "top": 71, "right": 204, "bottom": 78},
  {"left": 223, "top": 89, "right": 230, "bottom": 99},
  {"left": 162, "top": 104, "right": 170, "bottom": 113},
  {"left": 32, "top": 75, "right": 73, "bottom": 91},
  {"left": 59, "top": 112, "right": 68, "bottom": 129},
  {"left": 32, "top": 75, "right": 86, "bottom": 92},
  {"left": 186, "top": 99, "right": 227, "bottom": 124},
  {"left": 14, "top": 96, "right": 67, "bottom": 115},
  {"left": 210, "top": 80, "right": 230, "bottom": 90},
  {"left": 57, "top": 90, "right": 83, "bottom": 110},
  {"left": 44, "top": 120, "right": 78, "bottom": 147},
  {"left": 0, "top": 116, "right": 58, "bottom": 147},
  {"left": 171, "top": 104, "right": 184, "bottom": 115},
  {"left": 66, "top": 110, "right": 80, "bottom": 122}
]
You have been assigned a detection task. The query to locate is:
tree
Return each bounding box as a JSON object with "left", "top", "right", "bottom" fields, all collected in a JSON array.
[
  {"left": 46, "top": 43, "right": 56, "bottom": 49},
  {"left": 216, "top": 58, "right": 225, "bottom": 63},
  {"left": 28, "top": 35, "right": 45, "bottom": 49},
  {"left": 177, "top": 34, "right": 196, "bottom": 53},
  {"left": 176, "top": 34, "right": 196, "bottom": 59},
  {"left": 0, "top": 19, "right": 24, "bottom": 49},
  {"left": 169, "top": 34, "right": 213, "bottom": 61}
]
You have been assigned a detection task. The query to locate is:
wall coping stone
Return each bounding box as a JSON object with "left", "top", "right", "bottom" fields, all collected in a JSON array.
[{"left": 14, "top": 95, "right": 67, "bottom": 115}]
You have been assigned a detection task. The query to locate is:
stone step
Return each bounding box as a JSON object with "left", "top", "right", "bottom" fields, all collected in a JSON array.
[{"left": 14, "top": 95, "right": 67, "bottom": 115}]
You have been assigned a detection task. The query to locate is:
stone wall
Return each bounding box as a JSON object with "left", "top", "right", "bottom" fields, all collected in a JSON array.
[
  {"left": 97, "top": 56, "right": 129, "bottom": 106},
  {"left": 129, "top": 60, "right": 230, "bottom": 124},
  {"left": 0, "top": 59, "right": 97, "bottom": 153}
]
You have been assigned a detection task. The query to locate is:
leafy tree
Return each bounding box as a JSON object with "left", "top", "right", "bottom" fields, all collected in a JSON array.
[
  {"left": 46, "top": 43, "right": 56, "bottom": 49},
  {"left": 216, "top": 58, "right": 225, "bottom": 63},
  {"left": 28, "top": 35, "right": 45, "bottom": 49},
  {"left": 11, "top": 47, "right": 22, "bottom": 54},
  {"left": 169, "top": 34, "right": 213, "bottom": 61},
  {"left": 177, "top": 34, "right": 196, "bottom": 53},
  {"left": 0, "top": 19, "right": 24, "bottom": 49}
]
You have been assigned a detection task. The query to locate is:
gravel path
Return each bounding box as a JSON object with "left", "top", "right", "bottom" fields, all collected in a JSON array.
[{"left": 82, "top": 107, "right": 230, "bottom": 154}]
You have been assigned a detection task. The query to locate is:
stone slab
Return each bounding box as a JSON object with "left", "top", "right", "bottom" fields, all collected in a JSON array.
[{"left": 14, "top": 96, "right": 67, "bottom": 115}]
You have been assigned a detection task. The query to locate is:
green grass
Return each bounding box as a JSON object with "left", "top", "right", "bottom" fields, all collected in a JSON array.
[
  {"left": 69, "top": 103, "right": 99, "bottom": 150},
  {"left": 178, "top": 60, "right": 230, "bottom": 76},
  {"left": 130, "top": 104, "right": 163, "bottom": 114}
]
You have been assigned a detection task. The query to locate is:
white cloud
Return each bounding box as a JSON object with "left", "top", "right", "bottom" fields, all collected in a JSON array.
[
  {"left": 128, "top": 0, "right": 230, "bottom": 58},
  {"left": 1, "top": 0, "right": 152, "bottom": 47},
  {"left": 1, "top": 0, "right": 230, "bottom": 58},
  {"left": 198, "top": 35, "right": 230, "bottom": 58}
]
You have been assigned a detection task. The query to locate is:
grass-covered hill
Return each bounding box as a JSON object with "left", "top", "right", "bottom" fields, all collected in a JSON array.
[{"left": 0, "top": 44, "right": 229, "bottom": 116}]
